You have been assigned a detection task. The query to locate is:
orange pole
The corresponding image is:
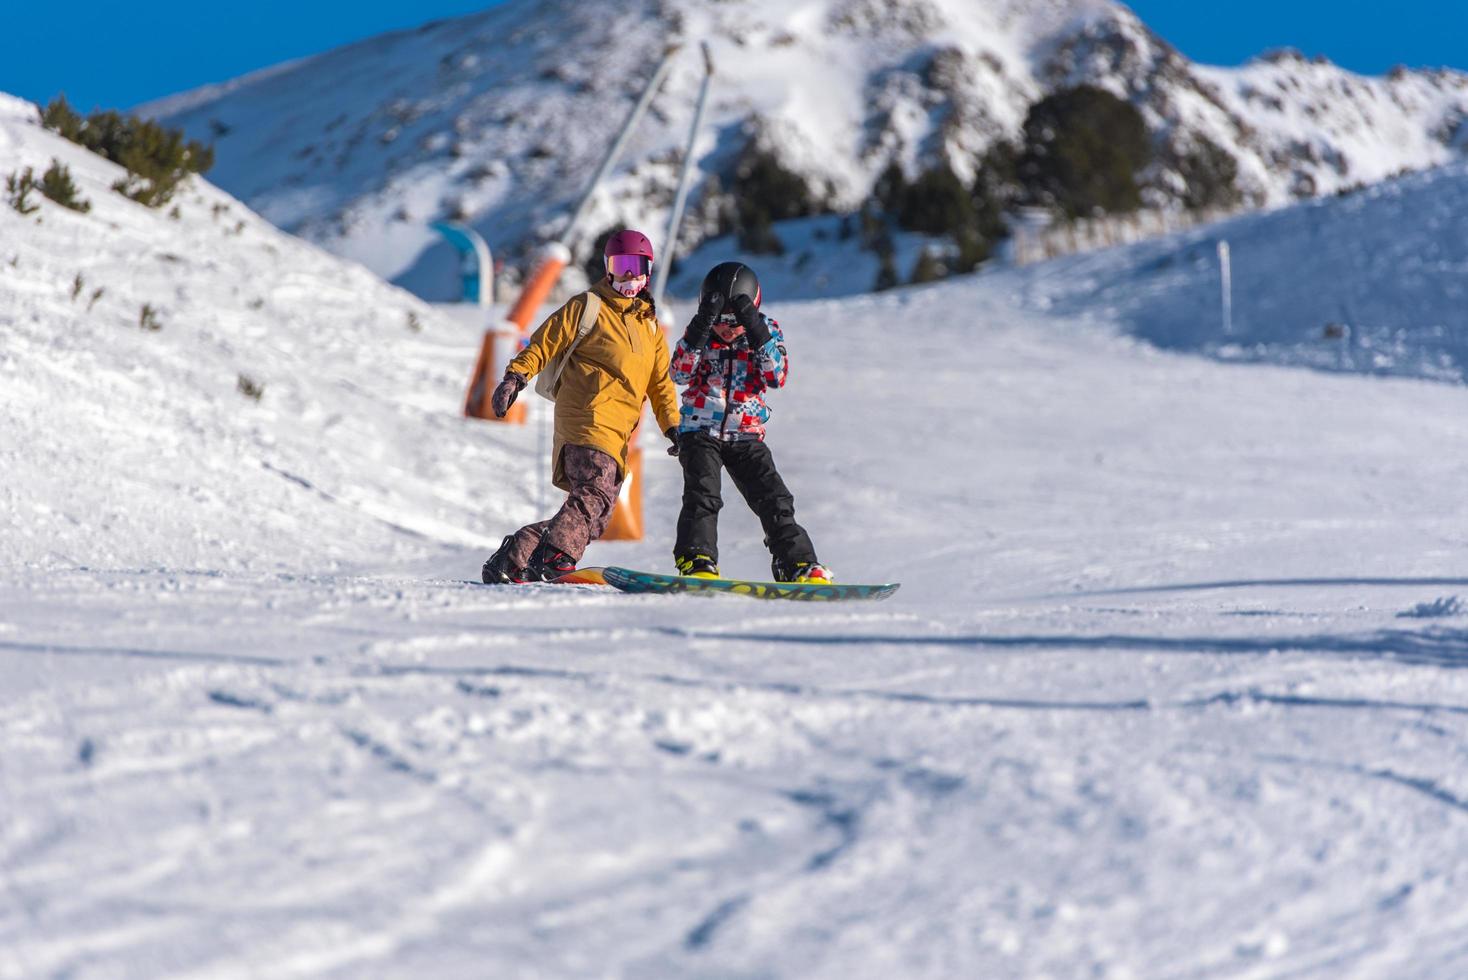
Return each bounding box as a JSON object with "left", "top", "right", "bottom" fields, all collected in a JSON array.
[
  {"left": 463, "top": 329, "right": 497, "bottom": 419},
  {"left": 604, "top": 393, "right": 656, "bottom": 541},
  {"left": 507, "top": 242, "right": 572, "bottom": 334},
  {"left": 463, "top": 242, "right": 572, "bottom": 423},
  {"left": 603, "top": 444, "right": 644, "bottom": 541},
  {"left": 463, "top": 321, "right": 528, "bottom": 423}
]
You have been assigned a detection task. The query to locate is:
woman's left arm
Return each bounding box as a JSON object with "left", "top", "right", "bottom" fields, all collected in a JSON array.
[{"left": 647, "top": 328, "right": 682, "bottom": 434}]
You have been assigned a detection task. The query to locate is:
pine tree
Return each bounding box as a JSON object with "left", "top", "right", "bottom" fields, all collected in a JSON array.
[
  {"left": 909, "top": 248, "right": 945, "bottom": 284},
  {"left": 727, "top": 138, "right": 818, "bottom": 251},
  {"left": 41, "top": 97, "right": 214, "bottom": 209},
  {"left": 1173, "top": 136, "right": 1242, "bottom": 212},
  {"left": 1018, "top": 85, "right": 1151, "bottom": 218},
  {"left": 39, "top": 160, "right": 90, "bottom": 213},
  {"left": 5, "top": 168, "right": 40, "bottom": 215},
  {"left": 40, "top": 95, "right": 85, "bottom": 142},
  {"left": 951, "top": 228, "right": 991, "bottom": 274},
  {"left": 736, "top": 209, "right": 785, "bottom": 255},
  {"left": 731, "top": 144, "right": 817, "bottom": 224},
  {"left": 873, "top": 251, "right": 899, "bottom": 292},
  {"left": 873, "top": 161, "right": 907, "bottom": 215},
  {"left": 896, "top": 163, "right": 974, "bottom": 236}
]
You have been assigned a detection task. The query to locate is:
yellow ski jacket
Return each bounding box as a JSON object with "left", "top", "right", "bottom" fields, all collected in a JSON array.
[{"left": 508, "top": 278, "right": 680, "bottom": 490}]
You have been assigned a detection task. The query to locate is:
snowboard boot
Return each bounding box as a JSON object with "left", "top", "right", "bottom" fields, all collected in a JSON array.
[
  {"left": 772, "top": 557, "right": 834, "bottom": 585},
  {"left": 675, "top": 553, "right": 720, "bottom": 579},
  {"left": 481, "top": 535, "right": 526, "bottom": 584},
  {"left": 524, "top": 540, "right": 576, "bottom": 582}
]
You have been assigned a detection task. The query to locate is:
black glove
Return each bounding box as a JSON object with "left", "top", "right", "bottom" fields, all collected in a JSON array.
[
  {"left": 684, "top": 290, "right": 722, "bottom": 350},
  {"left": 665, "top": 426, "right": 680, "bottom": 457},
  {"left": 732, "top": 295, "right": 771, "bottom": 348},
  {"left": 491, "top": 371, "right": 527, "bottom": 418}
]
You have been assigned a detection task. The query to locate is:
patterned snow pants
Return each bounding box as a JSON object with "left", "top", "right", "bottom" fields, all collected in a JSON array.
[{"left": 505, "top": 444, "right": 622, "bottom": 566}]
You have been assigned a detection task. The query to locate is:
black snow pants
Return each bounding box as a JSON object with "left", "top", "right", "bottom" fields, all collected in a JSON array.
[{"left": 674, "top": 431, "right": 817, "bottom": 567}]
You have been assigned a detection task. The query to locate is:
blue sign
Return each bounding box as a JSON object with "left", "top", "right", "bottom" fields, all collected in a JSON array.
[{"left": 431, "top": 221, "right": 493, "bottom": 306}]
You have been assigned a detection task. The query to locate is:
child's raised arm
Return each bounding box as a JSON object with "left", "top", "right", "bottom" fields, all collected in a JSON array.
[
  {"left": 729, "top": 294, "right": 787, "bottom": 388},
  {"left": 670, "top": 292, "right": 720, "bottom": 384}
]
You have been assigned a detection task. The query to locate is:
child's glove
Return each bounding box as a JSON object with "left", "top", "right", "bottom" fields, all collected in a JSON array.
[
  {"left": 732, "top": 295, "right": 771, "bottom": 348},
  {"left": 665, "top": 426, "right": 680, "bottom": 457},
  {"left": 491, "top": 371, "right": 527, "bottom": 417},
  {"left": 684, "top": 290, "right": 723, "bottom": 350}
]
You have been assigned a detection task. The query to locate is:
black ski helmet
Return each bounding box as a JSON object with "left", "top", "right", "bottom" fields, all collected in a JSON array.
[{"left": 699, "top": 261, "right": 761, "bottom": 314}]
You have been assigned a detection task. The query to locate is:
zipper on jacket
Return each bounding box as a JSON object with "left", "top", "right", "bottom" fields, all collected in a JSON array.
[
  {"left": 719, "top": 352, "right": 735, "bottom": 440},
  {"left": 627, "top": 303, "right": 643, "bottom": 357}
]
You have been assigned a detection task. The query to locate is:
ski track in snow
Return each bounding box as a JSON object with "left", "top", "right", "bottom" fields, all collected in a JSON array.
[
  {"left": 8, "top": 93, "right": 1468, "bottom": 979},
  {"left": 8, "top": 394, "right": 1468, "bottom": 980}
]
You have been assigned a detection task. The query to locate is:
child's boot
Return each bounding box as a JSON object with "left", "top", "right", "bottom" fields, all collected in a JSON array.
[
  {"left": 772, "top": 557, "right": 834, "bottom": 584},
  {"left": 675, "top": 553, "right": 720, "bottom": 579}
]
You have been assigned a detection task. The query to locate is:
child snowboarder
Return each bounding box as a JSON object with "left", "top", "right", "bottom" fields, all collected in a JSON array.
[{"left": 669, "top": 261, "right": 831, "bottom": 583}]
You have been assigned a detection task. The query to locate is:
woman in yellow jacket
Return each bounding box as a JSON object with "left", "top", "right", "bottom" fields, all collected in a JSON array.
[{"left": 482, "top": 229, "right": 681, "bottom": 582}]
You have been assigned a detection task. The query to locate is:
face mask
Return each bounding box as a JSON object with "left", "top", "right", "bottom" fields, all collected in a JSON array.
[{"left": 612, "top": 275, "right": 647, "bottom": 298}]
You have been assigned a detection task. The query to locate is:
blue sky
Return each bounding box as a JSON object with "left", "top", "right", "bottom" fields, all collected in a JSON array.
[
  {"left": 4, "top": 1, "right": 499, "bottom": 110},
  {"left": 4, "top": 1, "right": 1466, "bottom": 111},
  {"left": 1125, "top": 0, "right": 1468, "bottom": 76}
]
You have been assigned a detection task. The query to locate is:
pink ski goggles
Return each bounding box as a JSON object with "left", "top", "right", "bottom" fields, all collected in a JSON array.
[{"left": 606, "top": 253, "right": 652, "bottom": 278}]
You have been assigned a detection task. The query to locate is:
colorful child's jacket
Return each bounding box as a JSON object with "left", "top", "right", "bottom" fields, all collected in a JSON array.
[{"left": 670, "top": 314, "right": 788, "bottom": 441}]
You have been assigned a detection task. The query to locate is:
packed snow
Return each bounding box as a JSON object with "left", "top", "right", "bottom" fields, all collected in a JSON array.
[{"left": 7, "top": 89, "right": 1468, "bottom": 978}]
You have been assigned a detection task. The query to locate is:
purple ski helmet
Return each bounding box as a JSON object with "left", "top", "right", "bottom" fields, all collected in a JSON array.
[{"left": 604, "top": 229, "right": 655, "bottom": 279}]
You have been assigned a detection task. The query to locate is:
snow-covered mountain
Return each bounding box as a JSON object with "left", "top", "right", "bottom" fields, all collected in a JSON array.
[{"left": 138, "top": 0, "right": 1468, "bottom": 300}]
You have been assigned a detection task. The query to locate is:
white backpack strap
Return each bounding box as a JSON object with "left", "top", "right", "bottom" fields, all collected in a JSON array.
[
  {"left": 577, "top": 291, "right": 602, "bottom": 342},
  {"left": 537, "top": 292, "right": 602, "bottom": 400}
]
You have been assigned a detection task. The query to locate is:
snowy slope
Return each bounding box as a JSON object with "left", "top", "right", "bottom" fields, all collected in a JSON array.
[
  {"left": 992, "top": 160, "right": 1468, "bottom": 383},
  {"left": 137, "top": 0, "right": 1468, "bottom": 299},
  {"left": 0, "top": 91, "right": 534, "bottom": 572},
  {"left": 9, "top": 81, "right": 1468, "bottom": 977}
]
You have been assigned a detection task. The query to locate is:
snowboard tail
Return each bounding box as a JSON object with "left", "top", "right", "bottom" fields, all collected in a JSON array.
[
  {"left": 551, "top": 567, "right": 607, "bottom": 586},
  {"left": 601, "top": 566, "right": 900, "bottom": 602},
  {"left": 473, "top": 568, "right": 606, "bottom": 587}
]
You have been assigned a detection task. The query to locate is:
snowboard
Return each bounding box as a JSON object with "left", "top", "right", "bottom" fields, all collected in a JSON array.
[
  {"left": 473, "top": 568, "right": 607, "bottom": 587},
  {"left": 550, "top": 567, "right": 608, "bottom": 586},
  {"left": 599, "top": 566, "right": 900, "bottom": 602}
]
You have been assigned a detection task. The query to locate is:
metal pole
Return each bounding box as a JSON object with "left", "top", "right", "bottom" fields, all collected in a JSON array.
[
  {"left": 1218, "top": 239, "right": 1233, "bottom": 336},
  {"left": 562, "top": 44, "right": 682, "bottom": 249},
  {"left": 652, "top": 43, "right": 715, "bottom": 309}
]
